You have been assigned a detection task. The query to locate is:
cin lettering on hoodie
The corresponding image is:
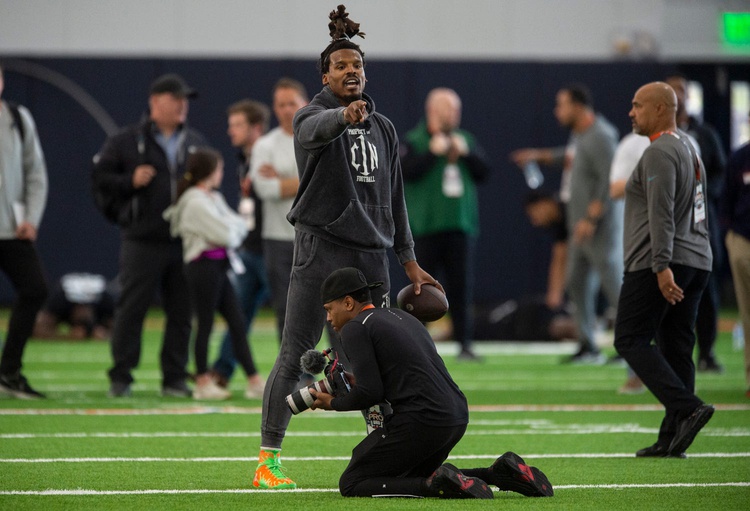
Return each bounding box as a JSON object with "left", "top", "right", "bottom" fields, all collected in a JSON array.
[{"left": 348, "top": 128, "right": 379, "bottom": 183}]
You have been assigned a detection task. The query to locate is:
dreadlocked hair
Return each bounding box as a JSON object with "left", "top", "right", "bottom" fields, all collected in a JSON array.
[
  {"left": 318, "top": 4, "right": 366, "bottom": 75},
  {"left": 175, "top": 147, "right": 223, "bottom": 202}
]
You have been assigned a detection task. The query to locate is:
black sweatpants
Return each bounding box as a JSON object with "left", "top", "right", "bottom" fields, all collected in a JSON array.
[{"left": 339, "top": 413, "right": 466, "bottom": 497}]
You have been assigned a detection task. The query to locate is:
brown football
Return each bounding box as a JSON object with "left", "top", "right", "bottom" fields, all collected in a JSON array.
[{"left": 396, "top": 283, "right": 449, "bottom": 322}]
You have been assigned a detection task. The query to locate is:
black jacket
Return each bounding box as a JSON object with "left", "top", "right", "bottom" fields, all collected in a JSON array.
[
  {"left": 332, "top": 307, "right": 468, "bottom": 427},
  {"left": 92, "top": 119, "right": 207, "bottom": 242}
]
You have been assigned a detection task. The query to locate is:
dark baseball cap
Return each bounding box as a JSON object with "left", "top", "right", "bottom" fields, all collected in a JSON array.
[
  {"left": 149, "top": 73, "right": 198, "bottom": 98},
  {"left": 321, "top": 267, "right": 382, "bottom": 304}
]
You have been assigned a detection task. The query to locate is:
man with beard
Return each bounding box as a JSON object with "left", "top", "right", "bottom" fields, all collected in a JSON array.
[
  {"left": 251, "top": 5, "right": 439, "bottom": 490},
  {"left": 512, "top": 84, "right": 621, "bottom": 364}
]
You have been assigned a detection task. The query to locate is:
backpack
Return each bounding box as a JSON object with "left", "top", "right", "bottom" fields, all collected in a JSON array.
[
  {"left": 5, "top": 101, "right": 26, "bottom": 141},
  {"left": 91, "top": 130, "right": 144, "bottom": 226}
]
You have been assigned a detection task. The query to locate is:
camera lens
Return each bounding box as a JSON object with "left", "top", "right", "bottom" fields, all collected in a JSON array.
[{"left": 285, "top": 378, "right": 332, "bottom": 414}]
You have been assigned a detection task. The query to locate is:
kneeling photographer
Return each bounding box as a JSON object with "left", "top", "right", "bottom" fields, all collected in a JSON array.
[{"left": 309, "top": 267, "right": 553, "bottom": 499}]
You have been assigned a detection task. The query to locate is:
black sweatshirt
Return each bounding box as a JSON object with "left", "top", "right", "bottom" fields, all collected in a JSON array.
[{"left": 332, "top": 307, "right": 468, "bottom": 427}]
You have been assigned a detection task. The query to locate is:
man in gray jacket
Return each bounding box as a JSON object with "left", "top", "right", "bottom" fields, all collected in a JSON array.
[
  {"left": 614, "top": 82, "right": 714, "bottom": 459},
  {"left": 252, "top": 6, "right": 439, "bottom": 490},
  {"left": 0, "top": 65, "right": 49, "bottom": 399}
]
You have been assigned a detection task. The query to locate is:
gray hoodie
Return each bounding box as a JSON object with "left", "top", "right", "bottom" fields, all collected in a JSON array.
[
  {"left": 289, "top": 87, "right": 415, "bottom": 264},
  {"left": 0, "top": 101, "right": 47, "bottom": 238}
]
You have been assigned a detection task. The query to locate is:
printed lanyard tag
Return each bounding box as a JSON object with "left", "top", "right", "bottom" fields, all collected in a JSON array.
[{"left": 694, "top": 183, "right": 706, "bottom": 225}]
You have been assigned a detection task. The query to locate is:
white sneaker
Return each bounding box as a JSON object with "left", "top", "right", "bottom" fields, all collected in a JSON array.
[
  {"left": 194, "top": 379, "right": 231, "bottom": 400},
  {"left": 245, "top": 379, "right": 266, "bottom": 399},
  {"left": 618, "top": 375, "right": 645, "bottom": 395}
]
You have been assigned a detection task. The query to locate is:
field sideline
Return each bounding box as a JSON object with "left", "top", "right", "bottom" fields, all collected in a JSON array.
[{"left": 1, "top": 309, "right": 748, "bottom": 510}]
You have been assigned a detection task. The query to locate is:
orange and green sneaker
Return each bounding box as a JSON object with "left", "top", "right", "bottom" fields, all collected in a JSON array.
[{"left": 252, "top": 448, "right": 297, "bottom": 489}]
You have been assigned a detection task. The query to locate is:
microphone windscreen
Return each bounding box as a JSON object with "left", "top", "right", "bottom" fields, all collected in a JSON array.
[{"left": 300, "top": 349, "right": 327, "bottom": 374}]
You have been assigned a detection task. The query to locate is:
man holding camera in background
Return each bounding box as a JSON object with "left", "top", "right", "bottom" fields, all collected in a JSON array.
[
  {"left": 308, "top": 267, "right": 554, "bottom": 499},
  {"left": 401, "top": 88, "right": 491, "bottom": 361}
]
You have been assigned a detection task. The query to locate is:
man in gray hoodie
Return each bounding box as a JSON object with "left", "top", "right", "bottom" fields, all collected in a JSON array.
[
  {"left": 0, "top": 65, "right": 49, "bottom": 399},
  {"left": 252, "top": 6, "right": 439, "bottom": 490}
]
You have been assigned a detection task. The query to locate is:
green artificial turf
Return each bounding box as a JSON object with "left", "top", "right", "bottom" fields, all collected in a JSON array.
[{"left": 1, "top": 309, "right": 748, "bottom": 510}]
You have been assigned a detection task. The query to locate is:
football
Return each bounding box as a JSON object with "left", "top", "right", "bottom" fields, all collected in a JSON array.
[{"left": 396, "top": 283, "right": 449, "bottom": 322}]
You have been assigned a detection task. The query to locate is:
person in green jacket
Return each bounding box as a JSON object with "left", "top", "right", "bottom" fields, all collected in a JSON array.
[{"left": 401, "top": 88, "right": 491, "bottom": 361}]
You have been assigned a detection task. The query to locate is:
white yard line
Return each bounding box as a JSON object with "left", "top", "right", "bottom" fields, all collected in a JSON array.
[
  {"left": 1, "top": 403, "right": 749, "bottom": 415},
  {"left": 1, "top": 482, "right": 748, "bottom": 496},
  {"left": 2, "top": 426, "right": 749, "bottom": 439},
  {"left": 2, "top": 452, "right": 749, "bottom": 463}
]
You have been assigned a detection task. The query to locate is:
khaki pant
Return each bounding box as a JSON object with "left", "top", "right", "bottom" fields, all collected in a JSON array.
[{"left": 726, "top": 230, "right": 750, "bottom": 388}]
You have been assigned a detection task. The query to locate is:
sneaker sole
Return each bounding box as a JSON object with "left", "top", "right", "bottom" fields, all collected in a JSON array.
[
  {"left": 161, "top": 390, "right": 192, "bottom": 398},
  {"left": 252, "top": 480, "right": 297, "bottom": 490},
  {"left": 494, "top": 452, "right": 554, "bottom": 497},
  {"left": 0, "top": 383, "right": 45, "bottom": 399},
  {"left": 434, "top": 463, "right": 494, "bottom": 499}
]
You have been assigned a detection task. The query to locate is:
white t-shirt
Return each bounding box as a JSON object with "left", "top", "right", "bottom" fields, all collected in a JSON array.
[
  {"left": 250, "top": 127, "right": 297, "bottom": 241},
  {"left": 610, "top": 133, "right": 650, "bottom": 184}
]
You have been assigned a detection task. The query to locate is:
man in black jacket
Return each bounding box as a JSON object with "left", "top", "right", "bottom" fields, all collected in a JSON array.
[
  {"left": 308, "top": 267, "right": 554, "bottom": 499},
  {"left": 92, "top": 74, "right": 207, "bottom": 398},
  {"left": 665, "top": 75, "right": 727, "bottom": 374}
]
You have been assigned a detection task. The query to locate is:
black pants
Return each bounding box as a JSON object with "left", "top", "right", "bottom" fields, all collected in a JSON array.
[
  {"left": 0, "top": 240, "right": 48, "bottom": 375},
  {"left": 185, "top": 258, "right": 256, "bottom": 376},
  {"left": 695, "top": 198, "right": 722, "bottom": 362},
  {"left": 263, "top": 239, "right": 294, "bottom": 343},
  {"left": 108, "top": 239, "right": 191, "bottom": 387},
  {"left": 414, "top": 231, "right": 475, "bottom": 350},
  {"left": 339, "top": 413, "right": 467, "bottom": 497},
  {"left": 614, "top": 264, "right": 709, "bottom": 445}
]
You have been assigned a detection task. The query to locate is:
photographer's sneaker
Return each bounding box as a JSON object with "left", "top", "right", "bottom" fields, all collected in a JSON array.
[
  {"left": 252, "top": 449, "right": 296, "bottom": 489},
  {"left": 488, "top": 451, "right": 553, "bottom": 497},
  {"left": 426, "top": 463, "right": 494, "bottom": 499}
]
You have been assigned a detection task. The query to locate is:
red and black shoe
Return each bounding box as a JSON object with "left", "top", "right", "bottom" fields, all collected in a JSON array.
[
  {"left": 427, "top": 463, "right": 494, "bottom": 499},
  {"left": 489, "top": 451, "right": 554, "bottom": 497}
]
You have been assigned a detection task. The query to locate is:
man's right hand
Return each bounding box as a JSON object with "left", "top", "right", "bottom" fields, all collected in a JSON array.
[
  {"left": 509, "top": 148, "right": 539, "bottom": 167},
  {"left": 132, "top": 164, "right": 156, "bottom": 188},
  {"left": 308, "top": 388, "right": 335, "bottom": 411},
  {"left": 343, "top": 100, "right": 368, "bottom": 125}
]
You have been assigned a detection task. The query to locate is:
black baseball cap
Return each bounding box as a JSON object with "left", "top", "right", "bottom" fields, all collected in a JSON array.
[
  {"left": 149, "top": 73, "right": 198, "bottom": 98},
  {"left": 321, "top": 267, "right": 382, "bottom": 304}
]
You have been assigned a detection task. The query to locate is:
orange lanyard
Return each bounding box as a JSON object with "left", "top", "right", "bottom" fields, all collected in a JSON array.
[{"left": 649, "top": 130, "right": 701, "bottom": 181}]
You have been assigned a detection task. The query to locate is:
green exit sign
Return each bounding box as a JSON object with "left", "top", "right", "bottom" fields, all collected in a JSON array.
[{"left": 723, "top": 12, "right": 750, "bottom": 46}]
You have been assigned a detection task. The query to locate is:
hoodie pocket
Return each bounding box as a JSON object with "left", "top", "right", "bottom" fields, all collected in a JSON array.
[{"left": 325, "top": 200, "right": 394, "bottom": 248}]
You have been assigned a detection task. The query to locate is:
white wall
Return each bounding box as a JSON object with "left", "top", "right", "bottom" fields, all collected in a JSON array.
[{"left": 0, "top": 0, "right": 748, "bottom": 61}]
